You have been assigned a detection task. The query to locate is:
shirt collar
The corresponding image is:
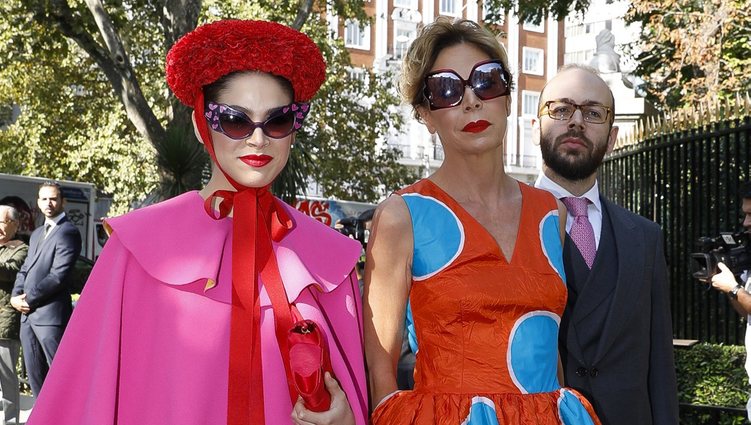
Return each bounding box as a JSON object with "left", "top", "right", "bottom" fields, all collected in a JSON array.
[
  {"left": 45, "top": 212, "right": 66, "bottom": 227},
  {"left": 535, "top": 173, "right": 602, "bottom": 213}
]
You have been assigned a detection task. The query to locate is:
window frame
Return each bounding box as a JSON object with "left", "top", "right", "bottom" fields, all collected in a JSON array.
[
  {"left": 344, "top": 19, "right": 371, "bottom": 50},
  {"left": 522, "top": 46, "right": 545, "bottom": 76}
]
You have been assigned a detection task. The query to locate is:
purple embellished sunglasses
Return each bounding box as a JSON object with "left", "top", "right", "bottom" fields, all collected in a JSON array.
[{"left": 205, "top": 101, "right": 310, "bottom": 140}]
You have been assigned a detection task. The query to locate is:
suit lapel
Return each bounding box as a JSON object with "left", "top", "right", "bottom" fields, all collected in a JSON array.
[
  {"left": 25, "top": 226, "right": 47, "bottom": 270},
  {"left": 44, "top": 217, "right": 65, "bottom": 241},
  {"left": 591, "top": 198, "right": 646, "bottom": 363},
  {"left": 26, "top": 217, "right": 67, "bottom": 268}
]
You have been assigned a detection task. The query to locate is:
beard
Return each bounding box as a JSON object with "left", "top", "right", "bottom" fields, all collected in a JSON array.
[{"left": 540, "top": 129, "right": 609, "bottom": 181}]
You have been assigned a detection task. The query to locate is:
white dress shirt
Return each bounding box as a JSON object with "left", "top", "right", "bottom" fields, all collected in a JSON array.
[
  {"left": 44, "top": 212, "right": 66, "bottom": 238},
  {"left": 534, "top": 173, "right": 603, "bottom": 249}
]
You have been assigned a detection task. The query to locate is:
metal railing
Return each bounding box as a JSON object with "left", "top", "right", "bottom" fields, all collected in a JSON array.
[{"left": 600, "top": 95, "right": 751, "bottom": 344}]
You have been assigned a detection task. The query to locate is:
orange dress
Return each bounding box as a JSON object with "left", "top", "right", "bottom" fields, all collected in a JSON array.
[{"left": 371, "top": 179, "right": 600, "bottom": 425}]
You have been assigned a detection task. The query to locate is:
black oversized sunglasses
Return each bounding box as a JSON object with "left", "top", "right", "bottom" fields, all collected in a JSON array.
[
  {"left": 204, "top": 101, "right": 310, "bottom": 140},
  {"left": 423, "top": 60, "right": 512, "bottom": 110}
]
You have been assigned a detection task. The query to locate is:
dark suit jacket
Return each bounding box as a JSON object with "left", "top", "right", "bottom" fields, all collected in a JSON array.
[
  {"left": 12, "top": 216, "right": 82, "bottom": 326},
  {"left": 560, "top": 196, "right": 679, "bottom": 425}
]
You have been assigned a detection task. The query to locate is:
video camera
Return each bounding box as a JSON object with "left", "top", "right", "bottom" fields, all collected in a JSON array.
[
  {"left": 334, "top": 217, "right": 368, "bottom": 247},
  {"left": 334, "top": 209, "right": 374, "bottom": 249},
  {"left": 690, "top": 231, "right": 751, "bottom": 280}
]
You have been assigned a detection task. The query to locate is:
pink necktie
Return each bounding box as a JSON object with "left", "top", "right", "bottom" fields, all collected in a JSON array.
[{"left": 562, "top": 197, "right": 596, "bottom": 269}]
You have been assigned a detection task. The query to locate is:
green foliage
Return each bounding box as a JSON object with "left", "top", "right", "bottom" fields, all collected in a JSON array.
[
  {"left": 676, "top": 343, "right": 748, "bottom": 425},
  {"left": 626, "top": 0, "right": 751, "bottom": 109},
  {"left": 483, "top": 0, "right": 590, "bottom": 26},
  {"left": 299, "top": 22, "right": 419, "bottom": 202},
  {"left": 0, "top": 0, "right": 416, "bottom": 213}
]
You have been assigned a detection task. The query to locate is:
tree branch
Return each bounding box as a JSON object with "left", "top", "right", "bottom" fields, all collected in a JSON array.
[
  {"left": 291, "top": 0, "right": 315, "bottom": 31},
  {"left": 46, "top": 0, "right": 166, "bottom": 148}
]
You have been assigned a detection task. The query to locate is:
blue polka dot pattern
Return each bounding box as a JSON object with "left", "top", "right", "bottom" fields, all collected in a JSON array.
[
  {"left": 507, "top": 311, "right": 560, "bottom": 394},
  {"left": 405, "top": 300, "right": 418, "bottom": 353},
  {"left": 539, "top": 211, "right": 566, "bottom": 284},
  {"left": 460, "top": 396, "right": 499, "bottom": 425},
  {"left": 558, "top": 389, "right": 596, "bottom": 425},
  {"left": 402, "top": 194, "right": 464, "bottom": 280}
]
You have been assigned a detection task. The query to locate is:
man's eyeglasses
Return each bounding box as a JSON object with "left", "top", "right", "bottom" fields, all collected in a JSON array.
[
  {"left": 539, "top": 100, "right": 612, "bottom": 124},
  {"left": 0, "top": 220, "right": 16, "bottom": 225},
  {"left": 205, "top": 102, "right": 310, "bottom": 140},
  {"left": 423, "top": 60, "right": 512, "bottom": 110}
]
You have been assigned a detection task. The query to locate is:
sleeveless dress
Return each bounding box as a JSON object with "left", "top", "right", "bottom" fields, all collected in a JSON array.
[{"left": 371, "top": 179, "right": 600, "bottom": 425}]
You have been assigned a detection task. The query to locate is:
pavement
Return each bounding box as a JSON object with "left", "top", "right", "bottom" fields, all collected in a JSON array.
[{"left": 0, "top": 393, "right": 33, "bottom": 424}]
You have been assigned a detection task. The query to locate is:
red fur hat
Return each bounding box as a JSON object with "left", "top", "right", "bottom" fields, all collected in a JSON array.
[{"left": 166, "top": 19, "right": 326, "bottom": 106}]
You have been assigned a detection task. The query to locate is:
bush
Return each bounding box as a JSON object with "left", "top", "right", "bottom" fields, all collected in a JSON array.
[{"left": 676, "top": 343, "right": 748, "bottom": 424}]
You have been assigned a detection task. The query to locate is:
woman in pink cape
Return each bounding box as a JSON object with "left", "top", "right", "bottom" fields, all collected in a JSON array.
[{"left": 27, "top": 20, "right": 366, "bottom": 425}]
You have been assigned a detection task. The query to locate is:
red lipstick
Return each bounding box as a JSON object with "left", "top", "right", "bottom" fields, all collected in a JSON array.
[
  {"left": 240, "top": 154, "right": 273, "bottom": 167},
  {"left": 462, "top": 120, "right": 490, "bottom": 133}
]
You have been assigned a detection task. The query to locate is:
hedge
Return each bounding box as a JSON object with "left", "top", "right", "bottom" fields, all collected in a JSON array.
[{"left": 676, "top": 342, "right": 748, "bottom": 424}]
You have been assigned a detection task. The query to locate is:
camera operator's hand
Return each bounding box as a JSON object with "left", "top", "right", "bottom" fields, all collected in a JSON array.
[{"left": 711, "top": 262, "right": 740, "bottom": 293}]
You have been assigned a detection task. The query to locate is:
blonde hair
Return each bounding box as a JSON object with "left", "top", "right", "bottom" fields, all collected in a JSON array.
[{"left": 399, "top": 18, "right": 513, "bottom": 119}]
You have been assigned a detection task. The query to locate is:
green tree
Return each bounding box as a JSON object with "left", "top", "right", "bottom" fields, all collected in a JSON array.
[
  {"left": 0, "top": 0, "right": 416, "bottom": 214},
  {"left": 626, "top": 0, "right": 751, "bottom": 109},
  {"left": 483, "top": 0, "right": 591, "bottom": 25}
]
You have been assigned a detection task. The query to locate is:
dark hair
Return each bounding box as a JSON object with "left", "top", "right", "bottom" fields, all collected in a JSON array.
[
  {"left": 203, "top": 71, "right": 295, "bottom": 105},
  {"left": 39, "top": 181, "right": 63, "bottom": 199}
]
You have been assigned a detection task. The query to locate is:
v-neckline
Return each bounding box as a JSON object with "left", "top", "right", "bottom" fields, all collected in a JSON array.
[{"left": 422, "top": 179, "right": 524, "bottom": 264}]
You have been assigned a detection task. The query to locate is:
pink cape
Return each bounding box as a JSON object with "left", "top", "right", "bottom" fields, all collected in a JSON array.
[{"left": 27, "top": 191, "right": 367, "bottom": 424}]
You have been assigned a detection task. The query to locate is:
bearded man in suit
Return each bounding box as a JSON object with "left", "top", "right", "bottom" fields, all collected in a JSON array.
[
  {"left": 534, "top": 65, "right": 679, "bottom": 425},
  {"left": 11, "top": 182, "right": 81, "bottom": 398}
]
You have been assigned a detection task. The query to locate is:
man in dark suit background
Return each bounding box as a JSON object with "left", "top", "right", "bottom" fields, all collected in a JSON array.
[
  {"left": 534, "top": 65, "right": 679, "bottom": 424},
  {"left": 11, "top": 181, "right": 81, "bottom": 398}
]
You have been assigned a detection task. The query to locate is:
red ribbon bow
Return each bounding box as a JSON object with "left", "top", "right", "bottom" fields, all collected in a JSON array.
[{"left": 204, "top": 180, "right": 293, "bottom": 425}]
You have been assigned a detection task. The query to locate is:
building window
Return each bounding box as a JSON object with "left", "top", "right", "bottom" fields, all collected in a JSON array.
[
  {"left": 564, "top": 23, "right": 583, "bottom": 37},
  {"left": 522, "top": 47, "right": 544, "bottom": 76},
  {"left": 564, "top": 49, "right": 594, "bottom": 65},
  {"left": 523, "top": 19, "right": 544, "bottom": 33},
  {"left": 521, "top": 91, "right": 540, "bottom": 117},
  {"left": 394, "top": 23, "right": 416, "bottom": 60},
  {"left": 440, "top": 0, "right": 459, "bottom": 16},
  {"left": 344, "top": 20, "right": 371, "bottom": 50},
  {"left": 394, "top": 0, "right": 417, "bottom": 8}
]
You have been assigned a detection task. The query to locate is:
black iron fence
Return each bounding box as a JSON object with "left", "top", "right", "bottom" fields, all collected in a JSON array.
[{"left": 600, "top": 96, "right": 751, "bottom": 344}]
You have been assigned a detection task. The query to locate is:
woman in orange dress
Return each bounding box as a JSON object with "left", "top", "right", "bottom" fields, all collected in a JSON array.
[{"left": 364, "top": 18, "right": 601, "bottom": 425}]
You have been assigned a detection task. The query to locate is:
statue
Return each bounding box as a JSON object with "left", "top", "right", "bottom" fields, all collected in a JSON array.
[{"left": 589, "top": 29, "right": 620, "bottom": 73}]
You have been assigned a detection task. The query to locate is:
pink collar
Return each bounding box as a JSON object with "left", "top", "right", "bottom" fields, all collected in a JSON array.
[{"left": 105, "top": 191, "right": 360, "bottom": 305}]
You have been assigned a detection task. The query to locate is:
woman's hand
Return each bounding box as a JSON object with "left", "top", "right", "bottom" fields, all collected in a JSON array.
[{"left": 291, "top": 372, "right": 355, "bottom": 425}]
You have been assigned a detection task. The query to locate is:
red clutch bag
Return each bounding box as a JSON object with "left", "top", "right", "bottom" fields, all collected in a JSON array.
[{"left": 288, "top": 319, "right": 333, "bottom": 412}]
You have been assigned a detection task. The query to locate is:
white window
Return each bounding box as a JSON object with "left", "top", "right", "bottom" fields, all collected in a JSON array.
[
  {"left": 394, "top": 23, "right": 417, "bottom": 60},
  {"left": 394, "top": 0, "right": 417, "bottom": 8},
  {"left": 521, "top": 90, "right": 540, "bottom": 117},
  {"left": 523, "top": 19, "right": 544, "bottom": 33},
  {"left": 440, "top": 0, "right": 459, "bottom": 16},
  {"left": 522, "top": 47, "right": 544, "bottom": 76},
  {"left": 564, "top": 49, "right": 594, "bottom": 65},
  {"left": 565, "top": 22, "right": 584, "bottom": 37},
  {"left": 344, "top": 20, "right": 371, "bottom": 50}
]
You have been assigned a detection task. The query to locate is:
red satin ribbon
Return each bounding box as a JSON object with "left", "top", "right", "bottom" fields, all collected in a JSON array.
[
  {"left": 204, "top": 188, "right": 293, "bottom": 424},
  {"left": 196, "top": 92, "right": 298, "bottom": 424}
]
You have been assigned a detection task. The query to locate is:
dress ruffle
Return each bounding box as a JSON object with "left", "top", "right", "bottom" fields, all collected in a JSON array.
[{"left": 372, "top": 388, "right": 600, "bottom": 425}]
